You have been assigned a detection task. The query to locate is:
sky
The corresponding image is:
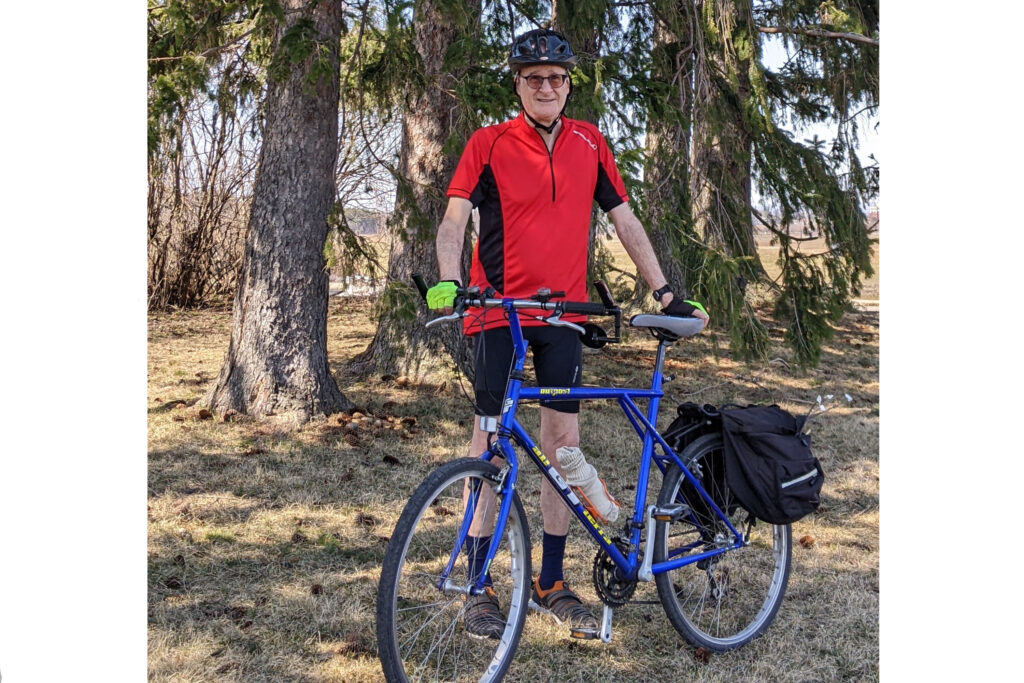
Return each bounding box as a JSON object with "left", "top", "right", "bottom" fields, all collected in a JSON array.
[
  {"left": 1, "top": 4, "right": 1022, "bottom": 680},
  {"left": 760, "top": 35, "right": 880, "bottom": 190}
]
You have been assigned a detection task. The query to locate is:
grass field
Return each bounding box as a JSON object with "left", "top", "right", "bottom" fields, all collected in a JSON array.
[{"left": 148, "top": 285, "right": 879, "bottom": 680}]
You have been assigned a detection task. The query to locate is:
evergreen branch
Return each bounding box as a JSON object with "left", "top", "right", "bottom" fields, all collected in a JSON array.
[
  {"left": 757, "top": 26, "right": 879, "bottom": 47},
  {"left": 751, "top": 207, "right": 824, "bottom": 243},
  {"left": 148, "top": 25, "right": 260, "bottom": 62}
]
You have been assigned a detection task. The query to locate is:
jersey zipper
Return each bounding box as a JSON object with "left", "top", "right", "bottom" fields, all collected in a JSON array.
[
  {"left": 531, "top": 126, "right": 557, "bottom": 202},
  {"left": 546, "top": 146, "right": 555, "bottom": 201}
]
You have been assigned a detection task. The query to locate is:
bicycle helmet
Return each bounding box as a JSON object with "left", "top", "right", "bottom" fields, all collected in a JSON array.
[
  {"left": 508, "top": 29, "right": 577, "bottom": 71},
  {"left": 508, "top": 29, "right": 577, "bottom": 133}
]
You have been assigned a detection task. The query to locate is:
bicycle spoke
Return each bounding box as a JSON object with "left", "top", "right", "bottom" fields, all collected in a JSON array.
[
  {"left": 655, "top": 436, "right": 792, "bottom": 651},
  {"left": 377, "top": 459, "right": 531, "bottom": 682}
]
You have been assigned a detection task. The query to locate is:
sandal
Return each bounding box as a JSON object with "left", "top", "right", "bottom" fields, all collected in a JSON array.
[
  {"left": 530, "top": 579, "right": 599, "bottom": 638},
  {"left": 464, "top": 587, "right": 506, "bottom": 640}
]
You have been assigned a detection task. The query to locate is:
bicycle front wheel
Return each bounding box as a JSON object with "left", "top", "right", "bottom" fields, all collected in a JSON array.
[
  {"left": 654, "top": 434, "right": 792, "bottom": 651},
  {"left": 376, "top": 457, "right": 532, "bottom": 682}
]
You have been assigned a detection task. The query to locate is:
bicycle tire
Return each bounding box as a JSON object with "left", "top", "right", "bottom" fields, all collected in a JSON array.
[
  {"left": 653, "top": 434, "right": 792, "bottom": 651},
  {"left": 376, "top": 458, "right": 532, "bottom": 682}
]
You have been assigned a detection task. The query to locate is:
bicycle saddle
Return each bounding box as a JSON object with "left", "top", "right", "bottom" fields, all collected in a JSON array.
[{"left": 629, "top": 314, "right": 704, "bottom": 341}]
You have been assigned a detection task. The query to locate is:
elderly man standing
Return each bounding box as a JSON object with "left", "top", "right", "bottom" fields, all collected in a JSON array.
[{"left": 426, "top": 28, "right": 709, "bottom": 639}]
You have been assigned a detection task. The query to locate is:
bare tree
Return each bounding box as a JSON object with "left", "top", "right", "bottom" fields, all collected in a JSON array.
[{"left": 148, "top": 77, "right": 259, "bottom": 310}]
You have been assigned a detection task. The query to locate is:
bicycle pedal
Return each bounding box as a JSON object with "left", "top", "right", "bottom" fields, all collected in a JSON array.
[
  {"left": 651, "top": 503, "right": 690, "bottom": 522},
  {"left": 569, "top": 627, "right": 600, "bottom": 640}
]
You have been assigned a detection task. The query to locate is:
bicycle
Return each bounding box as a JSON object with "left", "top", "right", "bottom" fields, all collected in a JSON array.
[{"left": 375, "top": 281, "right": 792, "bottom": 682}]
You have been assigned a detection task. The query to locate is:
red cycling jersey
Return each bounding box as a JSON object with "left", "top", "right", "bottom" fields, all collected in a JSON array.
[{"left": 446, "top": 112, "right": 629, "bottom": 333}]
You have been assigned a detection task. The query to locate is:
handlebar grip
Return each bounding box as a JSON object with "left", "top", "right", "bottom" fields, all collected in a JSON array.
[
  {"left": 561, "top": 301, "right": 612, "bottom": 316},
  {"left": 411, "top": 274, "right": 429, "bottom": 301}
]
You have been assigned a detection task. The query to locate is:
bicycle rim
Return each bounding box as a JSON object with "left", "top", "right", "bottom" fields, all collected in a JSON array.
[
  {"left": 654, "top": 434, "right": 791, "bottom": 651},
  {"left": 376, "top": 458, "right": 531, "bottom": 682}
]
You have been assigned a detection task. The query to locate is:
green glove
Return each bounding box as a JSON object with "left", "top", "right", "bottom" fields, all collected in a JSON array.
[
  {"left": 426, "top": 280, "right": 460, "bottom": 310},
  {"left": 684, "top": 299, "right": 708, "bottom": 316},
  {"left": 662, "top": 298, "right": 707, "bottom": 317}
]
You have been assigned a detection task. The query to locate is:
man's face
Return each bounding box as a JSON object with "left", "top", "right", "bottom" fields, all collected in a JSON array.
[{"left": 515, "top": 65, "right": 570, "bottom": 126}]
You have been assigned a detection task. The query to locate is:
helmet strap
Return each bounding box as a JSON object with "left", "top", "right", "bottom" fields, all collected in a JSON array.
[
  {"left": 514, "top": 74, "right": 573, "bottom": 135},
  {"left": 525, "top": 111, "right": 560, "bottom": 134}
]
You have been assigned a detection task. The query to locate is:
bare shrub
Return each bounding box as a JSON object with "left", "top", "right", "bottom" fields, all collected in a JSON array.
[{"left": 148, "top": 91, "right": 259, "bottom": 310}]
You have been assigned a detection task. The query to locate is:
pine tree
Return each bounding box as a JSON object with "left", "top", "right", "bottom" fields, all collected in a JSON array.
[
  {"left": 205, "top": 0, "right": 355, "bottom": 420},
  {"left": 634, "top": 0, "right": 878, "bottom": 364},
  {"left": 348, "top": 0, "right": 483, "bottom": 377}
]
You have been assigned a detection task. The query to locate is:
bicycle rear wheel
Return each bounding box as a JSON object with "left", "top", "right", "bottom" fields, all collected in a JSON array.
[
  {"left": 376, "top": 458, "right": 532, "bottom": 682},
  {"left": 653, "top": 434, "right": 791, "bottom": 651}
]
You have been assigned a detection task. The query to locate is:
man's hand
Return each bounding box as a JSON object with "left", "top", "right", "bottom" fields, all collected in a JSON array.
[
  {"left": 662, "top": 297, "right": 709, "bottom": 330},
  {"left": 426, "top": 280, "right": 460, "bottom": 312}
]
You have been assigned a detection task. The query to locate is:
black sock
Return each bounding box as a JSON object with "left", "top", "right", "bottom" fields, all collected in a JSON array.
[
  {"left": 465, "top": 535, "right": 492, "bottom": 587},
  {"left": 538, "top": 532, "right": 567, "bottom": 591}
]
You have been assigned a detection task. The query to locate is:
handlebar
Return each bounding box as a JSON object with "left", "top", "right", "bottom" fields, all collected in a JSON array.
[
  {"left": 412, "top": 275, "right": 623, "bottom": 343},
  {"left": 424, "top": 294, "right": 614, "bottom": 328}
]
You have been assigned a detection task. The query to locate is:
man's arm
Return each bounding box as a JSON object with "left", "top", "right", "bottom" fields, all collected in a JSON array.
[
  {"left": 436, "top": 197, "right": 474, "bottom": 282},
  {"left": 428, "top": 197, "right": 474, "bottom": 313},
  {"left": 607, "top": 202, "right": 709, "bottom": 325}
]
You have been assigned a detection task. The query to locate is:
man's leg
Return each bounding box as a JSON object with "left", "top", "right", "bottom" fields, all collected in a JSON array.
[
  {"left": 532, "top": 406, "right": 599, "bottom": 634},
  {"left": 537, "top": 406, "right": 578, "bottom": 577},
  {"left": 528, "top": 325, "right": 583, "bottom": 587},
  {"left": 465, "top": 419, "right": 500, "bottom": 538},
  {"left": 461, "top": 418, "right": 508, "bottom": 640},
  {"left": 462, "top": 326, "right": 509, "bottom": 640},
  {"left": 526, "top": 327, "right": 599, "bottom": 634}
]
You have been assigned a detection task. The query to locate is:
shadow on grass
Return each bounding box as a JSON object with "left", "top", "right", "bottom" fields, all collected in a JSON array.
[{"left": 148, "top": 304, "right": 879, "bottom": 681}]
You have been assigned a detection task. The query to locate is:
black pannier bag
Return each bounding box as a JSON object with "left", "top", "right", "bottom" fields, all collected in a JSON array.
[
  {"left": 720, "top": 405, "right": 824, "bottom": 525},
  {"left": 662, "top": 402, "right": 720, "bottom": 454},
  {"left": 661, "top": 403, "right": 737, "bottom": 519}
]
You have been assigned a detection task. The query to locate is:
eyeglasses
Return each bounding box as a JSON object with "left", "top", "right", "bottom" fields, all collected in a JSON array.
[{"left": 520, "top": 73, "right": 569, "bottom": 89}]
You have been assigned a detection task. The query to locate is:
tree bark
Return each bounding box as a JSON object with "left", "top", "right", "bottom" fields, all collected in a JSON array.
[
  {"left": 643, "top": 1, "right": 695, "bottom": 293},
  {"left": 206, "top": 0, "right": 353, "bottom": 422},
  {"left": 551, "top": 0, "right": 601, "bottom": 126},
  {"left": 348, "top": 0, "right": 476, "bottom": 378}
]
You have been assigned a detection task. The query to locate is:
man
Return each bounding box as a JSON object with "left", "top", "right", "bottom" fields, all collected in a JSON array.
[{"left": 426, "top": 28, "right": 709, "bottom": 639}]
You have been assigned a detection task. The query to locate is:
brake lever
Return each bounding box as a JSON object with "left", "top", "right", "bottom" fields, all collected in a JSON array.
[
  {"left": 536, "top": 314, "right": 586, "bottom": 335},
  {"left": 425, "top": 312, "right": 465, "bottom": 328}
]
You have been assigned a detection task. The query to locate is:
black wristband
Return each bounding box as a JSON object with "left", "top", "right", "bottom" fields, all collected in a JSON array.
[{"left": 652, "top": 284, "right": 673, "bottom": 302}]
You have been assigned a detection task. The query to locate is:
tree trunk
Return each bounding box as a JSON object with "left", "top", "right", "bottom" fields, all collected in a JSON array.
[
  {"left": 349, "top": 0, "right": 476, "bottom": 378},
  {"left": 691, "top": 0, "right": 760, "bottom": 279},
  {"left": 551, "top": 0, "right": 606, "bottom": 285},
  {"left": 551, "top": 0, "right": 601, "bottom": 126},
  {"left": 685, "top": 0, "right": 769, "bottom": 360},
  {"left": 206, "top": 0, "right": 353, "bottom": 422},
  {"left": 644, "top": 1, "right": 695, "bottom": 294}
]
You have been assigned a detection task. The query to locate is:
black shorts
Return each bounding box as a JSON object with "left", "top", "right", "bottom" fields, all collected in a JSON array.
[{"left": 472, "top": 325, "right": 583, "bottom": 416}]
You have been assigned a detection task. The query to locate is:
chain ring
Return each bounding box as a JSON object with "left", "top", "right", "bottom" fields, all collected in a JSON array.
[{"left": 592, "top": 543, "right": 637, "bottom": 607}]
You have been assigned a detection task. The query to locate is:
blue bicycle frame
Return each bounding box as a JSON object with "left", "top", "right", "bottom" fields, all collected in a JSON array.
[{"left": 440, "top": 299, "right": 743, "bottom": 595}]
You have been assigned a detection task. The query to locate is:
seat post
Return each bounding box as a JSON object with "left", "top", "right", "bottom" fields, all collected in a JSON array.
[{"left": 651, "top": 341, "right": 670, "bottom": 391}]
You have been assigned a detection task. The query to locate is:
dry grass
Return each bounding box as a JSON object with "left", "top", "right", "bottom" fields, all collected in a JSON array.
[{"left": 149, "top": 294, "right": 878, "bottom": 681}]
